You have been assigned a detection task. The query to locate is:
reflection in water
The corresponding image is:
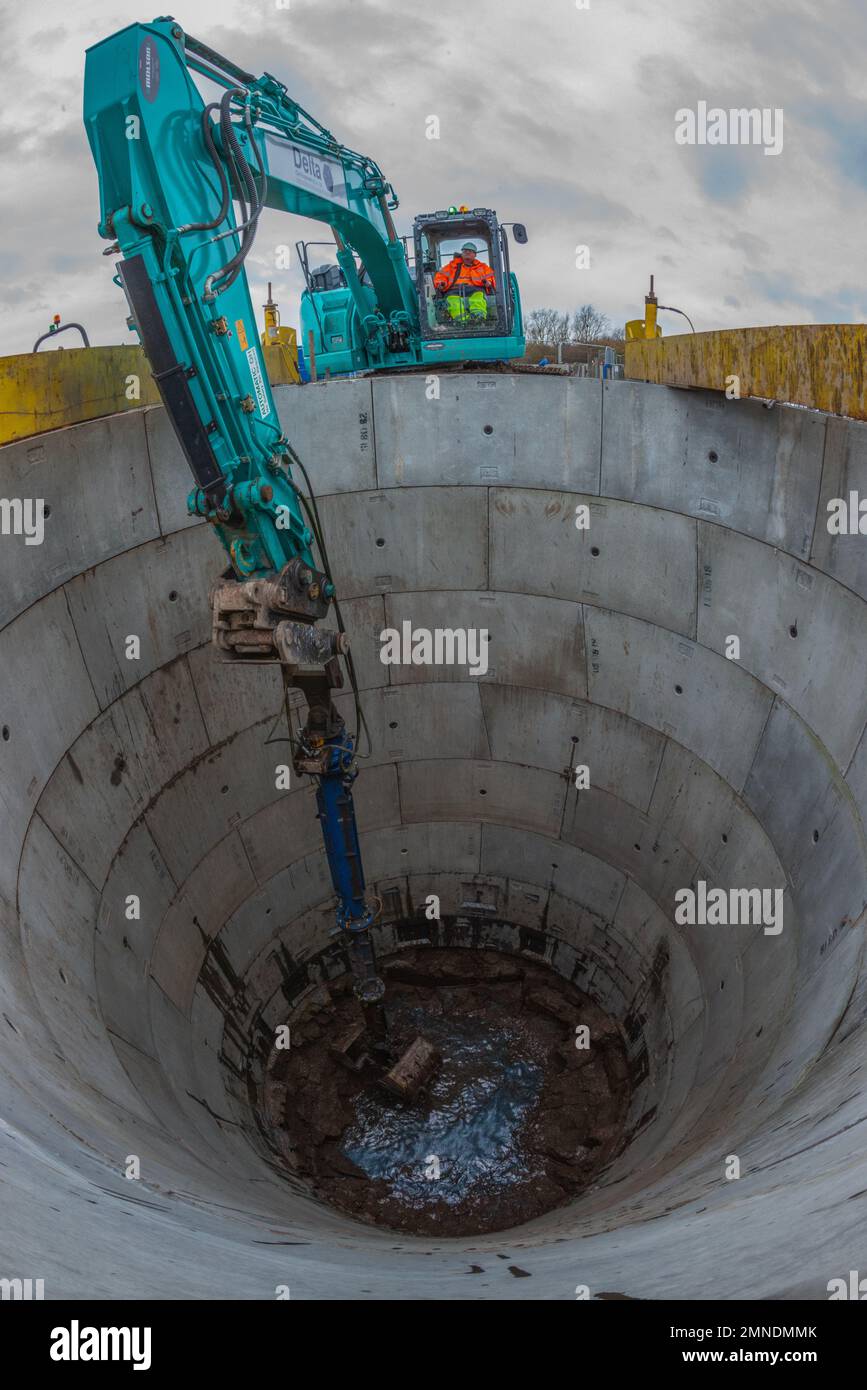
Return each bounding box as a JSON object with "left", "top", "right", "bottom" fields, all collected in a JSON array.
[{"left": 341, "top": 1004, "right": 544, "bottom": 1208}]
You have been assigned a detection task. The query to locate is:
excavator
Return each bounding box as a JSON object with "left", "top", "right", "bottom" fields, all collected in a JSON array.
[
  {"left": 297, "top": 203, "right": 528, "bottom": 376},
  {"left": 83, "top": 16, "right": 526, "bottom": 1083}
]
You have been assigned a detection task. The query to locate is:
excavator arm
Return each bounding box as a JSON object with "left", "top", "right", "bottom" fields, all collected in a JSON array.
[{"left": 83, "top": 16, "right": 390, "bottom": 1016}]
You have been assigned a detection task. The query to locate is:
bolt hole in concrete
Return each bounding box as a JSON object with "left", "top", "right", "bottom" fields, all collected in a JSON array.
[
  {"left": 483, "top": 424, "right": 494, "bottom": 435},
  {"left": 708, "top": 449, "right": 719, "bottom": 463},
  {"left": 266, "top": 948, "right": 631, "bottom": 1236},
  {"left": 169, "top": 589, "right": 179, "bottom": 601},
  {"left": 1, "top": 725, "right": 8, "bottom": 741},
  {"left": 375, "top": 538, "right": 386, "bottom": 548}
]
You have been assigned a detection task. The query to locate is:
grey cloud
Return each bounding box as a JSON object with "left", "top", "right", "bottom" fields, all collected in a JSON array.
[{"left": 0, "top": 0, "right": 862, "bottom": 352}]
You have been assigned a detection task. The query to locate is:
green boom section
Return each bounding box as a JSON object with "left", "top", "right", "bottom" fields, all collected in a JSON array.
[{"left": 84, "top": 17, "right": 323, "bottom": 578}]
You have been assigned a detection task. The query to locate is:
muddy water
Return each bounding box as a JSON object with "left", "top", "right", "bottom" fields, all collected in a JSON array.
[
  {"left": 342, "top": 1003, "right": 545, "bottom": 1208},
  {"left": 267, "top": 948, "right": 632, "bottom": 1236}
]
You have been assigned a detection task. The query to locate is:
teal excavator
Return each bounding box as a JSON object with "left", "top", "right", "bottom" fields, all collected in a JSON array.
[{"left": 83, "top": 16, "right": 525, "bottom": 1069}]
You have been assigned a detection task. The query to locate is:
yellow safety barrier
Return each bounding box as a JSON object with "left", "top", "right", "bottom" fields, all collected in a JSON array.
[
  {"left": 0, "top": 346, "right": 161, "bottom": 445},
  {"left": 1, "top": 319, "right": 302, "bottom": 445},
  {"left": 625, "top": 324, "right": 867, "bottom": 422}
]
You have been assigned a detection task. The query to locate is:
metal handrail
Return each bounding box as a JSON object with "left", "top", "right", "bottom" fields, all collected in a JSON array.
[{"left": 33, "top": 323, "right": 90, "bottom": 352}]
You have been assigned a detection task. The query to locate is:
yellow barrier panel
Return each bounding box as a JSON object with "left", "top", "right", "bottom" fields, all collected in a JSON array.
[
  {"left": 8, "top": 325, "right": 866, "bottom": 443},
  {"left": 625, "top": 324, "right": 867, "bottom": 421},
  {"left": 261, "top": 334, "right": 301, "bottom": 386},
  {"left": 0, "top": 337, "right": 302, "bottom": 445},
  {"left": 0, "top": 346, "right": 161, "bottom": 445}
]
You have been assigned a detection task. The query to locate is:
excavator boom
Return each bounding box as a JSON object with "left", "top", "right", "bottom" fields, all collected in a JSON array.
[{"left": 83, "top": 16, "right": 386, "bottom": 1006}]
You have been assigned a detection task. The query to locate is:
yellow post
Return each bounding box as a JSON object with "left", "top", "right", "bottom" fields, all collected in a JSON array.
[
  {"left": 625, "top": 274, "right": 663, "bottom": 341},
  {"left": 260, "top": 283, "right": 301, "bottom": 385}
]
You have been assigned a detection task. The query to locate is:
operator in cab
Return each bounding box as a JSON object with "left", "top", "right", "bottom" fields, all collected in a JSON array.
[{"left": 433, "top": 242, "right": 495, "bottom": 323}]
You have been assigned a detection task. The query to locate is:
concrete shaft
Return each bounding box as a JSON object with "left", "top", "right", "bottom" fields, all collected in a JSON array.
[{"left": 1, "top": 374, "right": 866, "bottom": 1300}]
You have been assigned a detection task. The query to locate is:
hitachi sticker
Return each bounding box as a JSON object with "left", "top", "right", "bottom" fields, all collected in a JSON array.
[{"left": 246, "top": 347, "right": 270, "bottom": 418}]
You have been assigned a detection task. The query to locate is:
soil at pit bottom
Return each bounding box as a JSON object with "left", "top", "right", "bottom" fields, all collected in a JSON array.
[{"left": 266, "top": 949, "right": 632, "bottom": 1236}]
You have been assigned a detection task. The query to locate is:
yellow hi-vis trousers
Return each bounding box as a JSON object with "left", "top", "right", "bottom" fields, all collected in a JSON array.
[{"left": 446, "top": 290, "right": 487, "bottom": 320}]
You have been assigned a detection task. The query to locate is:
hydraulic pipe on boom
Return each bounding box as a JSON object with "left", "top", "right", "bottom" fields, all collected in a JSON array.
[{"left": 83, "top": 17, "right": 389, "bottom": 1027}]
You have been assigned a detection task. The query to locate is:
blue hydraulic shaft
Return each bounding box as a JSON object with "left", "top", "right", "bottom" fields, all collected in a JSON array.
[{"left": 314, "top": 737, "right": 384, "bottom": 1008}]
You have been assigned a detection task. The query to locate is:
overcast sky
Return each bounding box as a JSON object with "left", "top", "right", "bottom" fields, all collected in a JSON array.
[{"left": 1, "top": 0, "right": 865, "bottom": 355}]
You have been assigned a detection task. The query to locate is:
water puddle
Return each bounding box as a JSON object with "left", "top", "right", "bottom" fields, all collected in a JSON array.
[{"left": 341, "top": 1004, "right": 545, "bottom": 1208}]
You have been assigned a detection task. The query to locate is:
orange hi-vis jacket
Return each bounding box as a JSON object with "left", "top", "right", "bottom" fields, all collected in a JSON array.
[{"left": 433, "top": 256, "right": 496, "bottom": 294}]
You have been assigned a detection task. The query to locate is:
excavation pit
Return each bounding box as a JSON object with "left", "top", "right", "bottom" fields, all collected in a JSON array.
[
  {"left": 3, "top": 371, "right": 867, "bottom": 1297},
  {"left": 266, "top": 947, "right": 631, "bottom": 1236}
]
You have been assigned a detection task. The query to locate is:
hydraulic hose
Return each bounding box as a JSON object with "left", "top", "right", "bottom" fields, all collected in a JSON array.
[{"left": 203, "top": 92, "right": 266, "bottom": 299}]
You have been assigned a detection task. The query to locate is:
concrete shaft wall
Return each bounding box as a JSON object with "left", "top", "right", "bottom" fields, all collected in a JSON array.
[{"left": 1, "top": 374, "right": 866, "bottom": 1300}]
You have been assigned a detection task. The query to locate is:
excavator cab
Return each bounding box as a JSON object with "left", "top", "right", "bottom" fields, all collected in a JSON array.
[
  {"left": 298, "top": 211, "right": 527, "bottom": 376},
  {"left": 413, "top": 207, "right": 527, "bottom": 366}
]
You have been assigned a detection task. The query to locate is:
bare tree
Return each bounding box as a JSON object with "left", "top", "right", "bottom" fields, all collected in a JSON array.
[
  {"left": 525, "top": 307, "right": 571, "bottom": 345},
  {"left": 525, "top": 308, "right": 556, "bottom": 343},
  {"left": 525, "top": 304, "right": 625, "bottom": 350},
  {"left": 570, "top": 304, "right": 610, "bottom": 343}
]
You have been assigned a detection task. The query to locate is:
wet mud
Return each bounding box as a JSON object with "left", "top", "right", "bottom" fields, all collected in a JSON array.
[{"left": 266, "top": 948, "right": 632, "bottom": 1236}]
